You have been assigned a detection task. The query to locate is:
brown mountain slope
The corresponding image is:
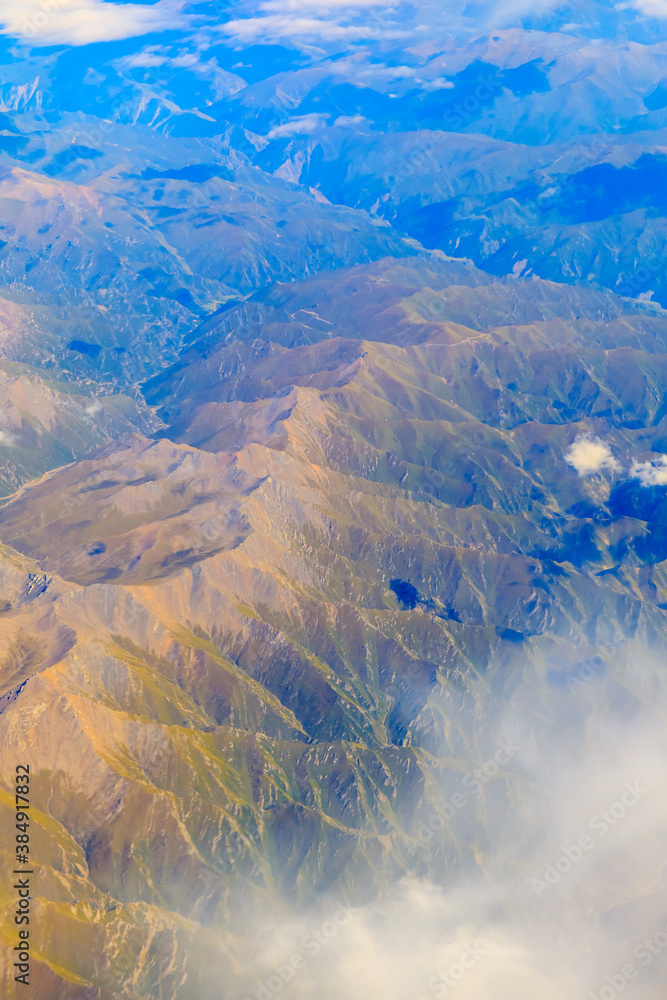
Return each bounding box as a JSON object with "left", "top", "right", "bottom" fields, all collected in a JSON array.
[{"left": 2, "top": 271, "right": 667, "bottom": 996}]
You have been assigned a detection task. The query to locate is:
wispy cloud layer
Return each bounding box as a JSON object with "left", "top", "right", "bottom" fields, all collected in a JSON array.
[
  {"left": 5, "top": 0, "right": 664, "bottom": 50},
  {"left": 233, "top": 655, "right": 667, "bottom": 1000},
  {"left": 216, "top": 0, "right": 667, "bottom": 48},
  {"left": 216, "top": 0, "right": 418, "bottom": 43},
  {"left": 218, "top": 15, "right": 403, "bottom": 43}
]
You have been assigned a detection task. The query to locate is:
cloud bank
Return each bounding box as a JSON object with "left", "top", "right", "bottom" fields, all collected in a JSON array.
[
  {"left": 231, "top": 652, "right": 667, "bottom": 1000},
  {"left": 0, "top": 0, "right": 189, "bottom": 47}
]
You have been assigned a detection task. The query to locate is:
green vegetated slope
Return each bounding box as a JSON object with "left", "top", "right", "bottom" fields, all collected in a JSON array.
[{"left": 1, "top": 259, "right": 667, "bottom": 996}]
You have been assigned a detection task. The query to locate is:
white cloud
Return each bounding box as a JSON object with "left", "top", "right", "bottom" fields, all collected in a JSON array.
[
  {"left": 421, "top": 77, "right": 455, "bottom": 91},
  {"left": 120, "top": 50, "right": 169, "bottom": 68},
  {"left": 231, "top": 655, "right": 667, "bottom": 1000},
  {"left": 219, "top": 14, "right": 402, "bottom": 41},
  {"left": 261, "top": 0, "right": 390, "bottom": 8},
  {"left": 267, "top": 113, "right": 328, "bottom": 138},
  {"left": 333, "top": 114, "right": 368, "bottom": 126},
  {"left": 565, "top": 435, "right": 621, "bottom": 476},
  {"left": 630, "top": 454, "right": 667, "bottom": 487},
  {"left": 358, "top": 63, "right": 417, "bottom": 80},
  {"left": 566, "top": 439, "right": 667, "bottom": 485},
  {"left": 170, "top": 49, "right": 200, "bottom": 67},
  {"left": 1, "top": 0, "right": 189, "bottom": 47},
  {"left": 216, "top": 0, "right": 580, "bottom": 48},
  {"left": 631, "top": 0, "right": 667, "bottom": 16},
  {"left": 218, "top": 0, "right": 411, "bottom": 43}
]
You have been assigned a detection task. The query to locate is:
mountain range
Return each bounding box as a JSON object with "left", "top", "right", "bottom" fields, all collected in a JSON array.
[{"left": 1, "top": 2, "right": 667, "bottom": 998}]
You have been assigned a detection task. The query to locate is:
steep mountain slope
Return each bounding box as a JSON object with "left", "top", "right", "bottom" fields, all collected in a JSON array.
[{"left": 0, "top": 151, "right": 415, "bottom": 383}]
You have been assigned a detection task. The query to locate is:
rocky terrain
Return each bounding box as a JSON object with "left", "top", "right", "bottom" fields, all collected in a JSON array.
[{"left": 0, "top": 2, "right": 666, "bottom": 998}]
